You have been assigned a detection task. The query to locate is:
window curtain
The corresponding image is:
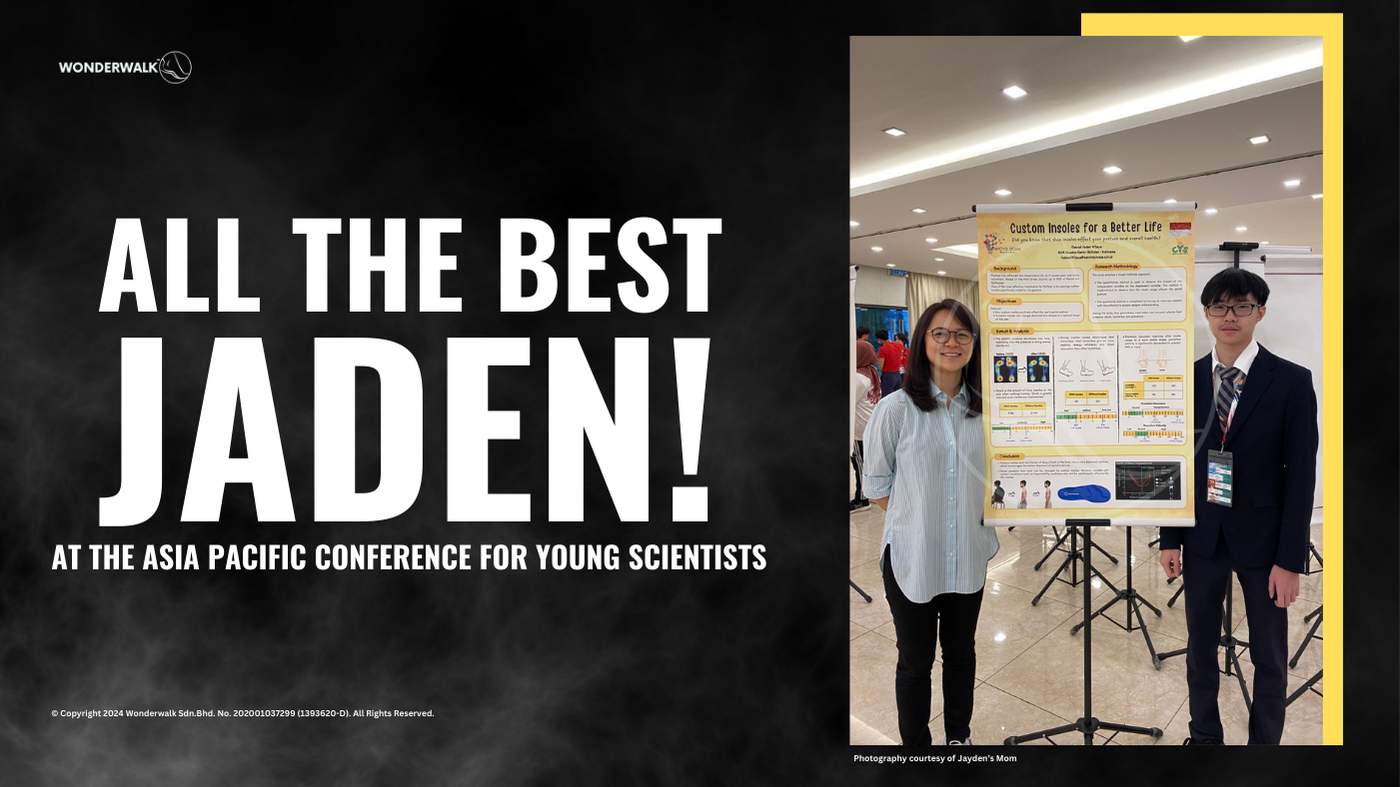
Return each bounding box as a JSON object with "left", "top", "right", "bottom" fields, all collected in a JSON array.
[{"left": 907, "top": 272, "right": 979, "bottom": 326}]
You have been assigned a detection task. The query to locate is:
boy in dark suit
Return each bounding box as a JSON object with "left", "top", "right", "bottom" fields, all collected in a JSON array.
[{"left": 1158, "top": 267, "right": 1318, "bottom": 745}]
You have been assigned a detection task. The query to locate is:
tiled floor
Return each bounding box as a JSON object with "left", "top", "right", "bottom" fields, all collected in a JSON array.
[{"left": 849, "top": 499, "right": 1325, "bottom": 746}]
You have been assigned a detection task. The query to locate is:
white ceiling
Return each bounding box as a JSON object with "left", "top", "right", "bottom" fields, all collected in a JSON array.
[{"left": 851, "top": 36, "right": 1324, "bottom": 279}]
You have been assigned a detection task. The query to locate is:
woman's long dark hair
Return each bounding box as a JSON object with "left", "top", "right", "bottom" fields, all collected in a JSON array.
[{"left": 902, "top": 299, "right": 982, "bottom": 416}]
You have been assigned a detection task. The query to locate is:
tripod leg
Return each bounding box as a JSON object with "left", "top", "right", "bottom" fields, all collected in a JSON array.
[
  {"left": 849, "top": 579, "right": 872, "bottom": 603},
  {"left": 1130, "top": 597, "right": 1161, "bottom": 665},
  {"left": 1167, "top": 580, "right": 1185, "bottom": 608},
  {"left": 1289, "top": 607, "right": 1324, "bottom": 668},
  {"left": 1034, "top": 528, "right": 1071, "bottom": 571},
  {"left": 1136, "top": 593, "right": 1163, "bottom": 617},
  {"left": 1309, "top": 543, "right": 1323, "bottom": 568},
  {"left": 1286, "top": 669, "right": 1322, "bottom": 707},
  {"left": 1005, "top": 721, "right": 1079, "bottom": 746},
  {"left": 1033, "top": 551, "right": 1075, "bottom": 606},
  {"left": 1073, "top": 591, "right": 1122, "bottom": 634},
  {"left": 1089, "top": 564, "right": 1121, "bottom": 595},
  {"left": 1091, "top": 540, "right": 1119, "bottom": 565},
  {"left": 1096, "top": 721, "right": 1164, "bottom": 739},
  {"left": 1227, "top": 648, "right": 1252, "bottom": 710}
]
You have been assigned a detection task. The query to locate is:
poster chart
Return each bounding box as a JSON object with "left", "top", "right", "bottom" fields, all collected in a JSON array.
[{"left": 976, "top": 203, "right": 1195, "bottom": 526}]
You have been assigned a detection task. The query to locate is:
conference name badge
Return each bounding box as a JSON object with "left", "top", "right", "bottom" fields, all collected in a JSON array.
[{"left": 1206, "top": 449, "right": 1233, "bottom": 507}]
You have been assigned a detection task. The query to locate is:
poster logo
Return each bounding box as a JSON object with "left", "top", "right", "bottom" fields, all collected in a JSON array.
[
  {"left": 159, "top": 51, "right": 192, "bottom": 84},
  {"left": 983, "top": 232, "right": 1004, "bottom": 255}
]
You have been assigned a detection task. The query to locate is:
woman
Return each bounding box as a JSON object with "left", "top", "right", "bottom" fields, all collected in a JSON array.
[
  {"left": 862, "top": 298, "right": 999, "bottom": 746},
  {"left": 850, "top": 341, "right": 881, "bottom": 511}
]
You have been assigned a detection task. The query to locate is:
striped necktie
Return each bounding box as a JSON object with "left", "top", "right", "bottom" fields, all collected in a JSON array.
[{"left": 1215, "top": 364, "right": 1244, "bottom": 433}]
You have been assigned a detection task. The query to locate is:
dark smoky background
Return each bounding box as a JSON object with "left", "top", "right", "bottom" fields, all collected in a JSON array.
[
  {"left": 5, "top": 3, "right": 1395, "bottom": 785},
  {"left": 0, "top": 5, "right": 850, "bottom": 784}
]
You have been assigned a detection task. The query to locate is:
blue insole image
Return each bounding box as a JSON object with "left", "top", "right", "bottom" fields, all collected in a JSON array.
[{"left": 1058, "top": 485, "right": 1111, "bottom": 504}]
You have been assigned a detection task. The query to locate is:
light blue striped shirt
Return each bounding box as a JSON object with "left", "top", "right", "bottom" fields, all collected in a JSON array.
[{"left": 862, "top": 386, "right": 999, "bottom": 603}]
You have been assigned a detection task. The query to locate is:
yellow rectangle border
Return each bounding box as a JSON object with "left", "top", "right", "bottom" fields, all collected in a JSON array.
[{"left": 1083, "top": 13, "right": 1342, "bottom": 745}]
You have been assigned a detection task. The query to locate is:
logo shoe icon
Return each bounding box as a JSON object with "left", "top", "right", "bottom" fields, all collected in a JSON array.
[{"left": 159, "top": 51, "right": 192, "bottom": 84}]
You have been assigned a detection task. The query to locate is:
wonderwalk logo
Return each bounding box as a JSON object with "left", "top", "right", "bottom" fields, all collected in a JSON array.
[{"left": 58, "top": 51, "right": 191, "bottom": 84}]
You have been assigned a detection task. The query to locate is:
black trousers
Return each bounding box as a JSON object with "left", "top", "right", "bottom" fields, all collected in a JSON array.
[
  {"left": 1183, "top": 532, "right": 1290, "bottom": 744},
  {"left": 850, "top": 440, "right": 865, "bottom": 502},
  {"left": 882, "top": 547, "right": 984, "bottom": 745}
]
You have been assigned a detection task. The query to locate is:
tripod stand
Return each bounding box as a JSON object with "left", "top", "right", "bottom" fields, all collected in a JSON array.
[
  {"left": 1032, "top": 524, "right": 1121, "bottom": 607},
  {"left": 1007, "top": 519, "right": 1162, "bottom": 745},
  {"left": 1284, "top": 604, "right": 1322, "bottom": 707},
  {"left": 1034, "top": 525, "right": 1119, "bottom": 572},
  {"left": 1289, "top": 604, "right": 1322, "bottom": 668},
  {"left": 1303, "top": 542, "right": 1323, "bottom": 574},
  {"left": 850, "top": 579, "right": 872, "bottom": 603},
  {"left": 1072, "top": 526, "right": 1165, "bottom": 668},
  {"left": 1155, "top": 569, "right": 1252, "bottom": 709}
]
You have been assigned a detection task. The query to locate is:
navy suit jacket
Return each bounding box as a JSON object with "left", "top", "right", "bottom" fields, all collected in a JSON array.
[{"left": 1158, "top": 345, "right": 1318, "bottom": 572}]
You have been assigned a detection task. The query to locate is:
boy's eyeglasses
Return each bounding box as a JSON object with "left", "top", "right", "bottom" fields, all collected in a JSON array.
[{"left": 1204, "top": 303, "right": 1260, "bottom": 317}]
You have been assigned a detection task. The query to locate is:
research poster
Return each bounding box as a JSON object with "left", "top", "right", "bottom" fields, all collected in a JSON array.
[{"left": 977, "top": 204, "right": 1195, "bottom": 526}]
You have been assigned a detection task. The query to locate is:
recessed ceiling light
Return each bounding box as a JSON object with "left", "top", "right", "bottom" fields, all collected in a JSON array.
[
  {"left": 1180, "top": 36, "right": 1201, "bottom": 42},
  {"left": 934, "top": 257, "right": 945, "bottom": 261},
  {"left": 1164, "top": 198, "right": 1177, "bottom": 203},
  {"left": 886, "top": 263, "right": 897, "bottom": 268},
  {"left": 1235, "top": 226, "right": 1247, "bottom": 232},
  {"left": 1284, "top": 179, "right": 1301, "bottom": 187},
  {"left": 851, "top": 46, "right": 1323, "bottom": 194},
  {"left": 1260, "top": 241, "right": 1269, "bottom": 245},
  {"left": 1250, "top": 135, "right": 1270, "bottom": 145},
  {"left": 1003, "top": 86, "right": 1027, "bottom": 98},
  {"left": 995, "top": 189, "right": 1012, "bottom": 196},
  {"left": 912, "top": 207, "right": 927, "bottom": 213},
  {"left": 871, "top": 246, "right": 883, "bottom": 251},
  {"left": 925, "top": 237, "right": 938, "bottom": 243},
  {"left": 1205, "top": 208, "right": 1218, "bottom": 214},
  {"left": 1311, "top": 193, "right": 1323, "bottom": 199},
  {"left": 937, "top": 271, "right": 947, "bottom": 276},
  {"left": 1103, "top": 165, "right": 1122, "bottom": 174},
  {"left": 883, "top": 127, "right": 905, "bottom": 137},
  {"left": 850, "top": 220, "right": 860, "bottom": 227}
]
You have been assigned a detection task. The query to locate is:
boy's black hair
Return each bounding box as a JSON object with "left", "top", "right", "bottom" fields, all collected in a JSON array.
[
  {"left": 1201, "top": 267, "right": 1269, "bottom": 307},
  {"left": 856, "top": 326, "right": 870, "bottom": 339},
  {"left": 876, "top": 329, "right": 889, "bottom": 341}
]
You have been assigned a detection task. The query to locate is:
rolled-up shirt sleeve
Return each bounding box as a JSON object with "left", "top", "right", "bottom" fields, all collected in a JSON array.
[{"left": 861, "top": 396, "right": 901, "bottom": 499}]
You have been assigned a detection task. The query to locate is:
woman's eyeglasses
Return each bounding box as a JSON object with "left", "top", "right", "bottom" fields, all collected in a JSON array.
[{"left": 927, "top": 328, "right": 975, "bottom": 346}]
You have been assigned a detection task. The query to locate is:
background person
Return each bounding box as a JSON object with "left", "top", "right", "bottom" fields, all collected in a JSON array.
[
  {"left": 851, "top": 341, "right": 882, "bottom": 511},
  {"left": 879, "top": 332, "right": 906, "bottom": 398},
  {"left": 862, "top": 299, "right": 999, "bottom": 746}
]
